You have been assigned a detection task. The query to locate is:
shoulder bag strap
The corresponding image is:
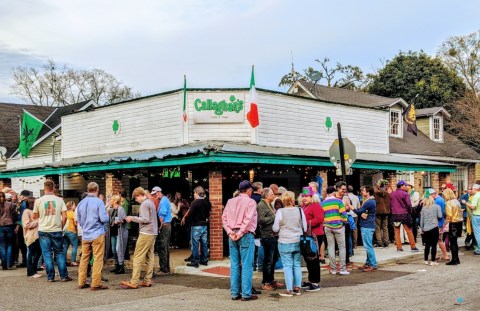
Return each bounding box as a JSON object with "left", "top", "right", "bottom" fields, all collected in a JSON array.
[{"left": 298, "top": 207, "right": 306, "bottom": 235}]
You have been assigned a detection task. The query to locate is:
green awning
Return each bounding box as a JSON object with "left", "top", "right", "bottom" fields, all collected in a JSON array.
[{"left": 0, "top": 145, "right": 456, "bottom": 178}]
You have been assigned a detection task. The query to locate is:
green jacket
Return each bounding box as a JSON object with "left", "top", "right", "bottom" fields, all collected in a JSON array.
[{"left": 257, "top": 199, "right": 276, "bottom": 239}]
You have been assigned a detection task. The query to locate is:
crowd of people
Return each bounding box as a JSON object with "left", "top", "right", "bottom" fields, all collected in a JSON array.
[
  {"left": 0, "top": 180, "right": 210, "bottom": 291},
  {"left": 1, "top": 176, "right": 479, "bottom": 297},
  {"left": 222, "top": 179, "right": 480, "bottom": 300}
]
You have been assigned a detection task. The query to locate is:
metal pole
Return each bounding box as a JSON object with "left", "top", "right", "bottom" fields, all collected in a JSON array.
[{"left": 337, "top": 123, "right": 347, "bottom": 182}]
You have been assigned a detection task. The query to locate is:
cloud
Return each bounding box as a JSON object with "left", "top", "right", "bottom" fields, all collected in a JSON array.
[
  {"left": 0, "top": 44, "right": 48, "bottom": 103},
  {"left": 0, "top": 0, "right": 479, "bottom": 103}
]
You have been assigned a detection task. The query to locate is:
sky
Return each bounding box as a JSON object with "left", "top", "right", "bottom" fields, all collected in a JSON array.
[{"left": 0, "top": 0, "right": 479, "bottom": 104}]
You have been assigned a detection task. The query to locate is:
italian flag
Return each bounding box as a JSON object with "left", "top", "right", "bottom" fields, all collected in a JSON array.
[
  {"left": 246, "top": 65, "right": 259, "bottom": 128},
  {"left": 183, "top": 75, "right": 187, "bottom": 123}
]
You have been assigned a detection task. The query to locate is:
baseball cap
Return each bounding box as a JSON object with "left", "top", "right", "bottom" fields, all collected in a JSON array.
[
  {"left": 239, "top": 180, "right": 253, "bottom": 191},
  {"left": 397, "top": 180, "right": 408, "bottom": 187},
  {"left": 150, "top": 186, "right": 162, "bottom": 194},
  {"left": 424, "top": 188, "right": 436, "bottom": 198},
  {"left": 472, "top": 184, "right": 480, "bottom": 190}
]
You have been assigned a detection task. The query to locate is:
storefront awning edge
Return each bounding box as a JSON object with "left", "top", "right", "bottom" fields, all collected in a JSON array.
[{"left": 0, "top": 151, "right": 455, "bottom": 178}]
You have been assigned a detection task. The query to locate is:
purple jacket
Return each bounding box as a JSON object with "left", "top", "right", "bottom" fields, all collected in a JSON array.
[{"left": 390, "top": 189, "right": 412, "bottom": 215}]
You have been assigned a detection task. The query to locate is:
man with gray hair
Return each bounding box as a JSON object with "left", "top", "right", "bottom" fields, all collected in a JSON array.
[
  {"left": 77, "top": 182, "right": 110, "bottom": 290},
  {"left": 185, "top": 186, "right": 211, "bottom": 268},
  {"left": 257, "top": 187, "right": 283, "bottom": 291}
]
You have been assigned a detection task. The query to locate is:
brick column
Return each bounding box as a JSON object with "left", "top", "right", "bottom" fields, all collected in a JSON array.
[
  {"left": 0, "top": 179, "right": 9, "bottom": 190},
  {"left": 431, "top": 172, "right": 440, "bottom": 193},
  {"left": 413, "top": 172, "right": 424, "bottom": 197},
  {"left": 387, "top": 173, "right": 397, "bottom": 191},
  {"left": 209, "top": 170, "right": 223, "bottom": 260},
  {"left": 468, "top": 165, "right": 476, "bottom": 185},
  {"left": 319, "top": 171, "right": 328, "bottom": 198},
  {"left": 105, "top": 173, "right": 124, "bottom": 198}
]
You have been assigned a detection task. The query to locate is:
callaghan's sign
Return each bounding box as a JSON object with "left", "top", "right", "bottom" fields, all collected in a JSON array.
[{"left": 193, "top": 94, "right": 245, "bottom": 124}]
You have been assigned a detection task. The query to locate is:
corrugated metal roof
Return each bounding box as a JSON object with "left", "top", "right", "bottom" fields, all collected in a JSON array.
[{"left": 0, "top": 142, "right": 456, "bottom": 178}]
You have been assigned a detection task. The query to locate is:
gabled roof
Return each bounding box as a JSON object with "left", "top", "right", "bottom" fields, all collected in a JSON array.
[
  {"left": 289, "top": 80, "right": 408, "bottom": 109},
  {"left": 416, "top": 107, "right": 451, "bottom": 118},
  {"left": 0, "top": 103, "right": 55, "bottom": 158},
  {"left": 9, "top": 100, "right": 96, "bottom": 158},
  {"left": 390, "top": 121, "right": 480, "bottom": 161}
]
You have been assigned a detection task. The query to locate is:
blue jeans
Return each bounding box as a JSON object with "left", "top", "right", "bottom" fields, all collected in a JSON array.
[
  {"left": 63, "top": 231, "right": 78, "bottom": 263},
  {"left": 39, "top": 231, "right": 68, "bottom": 280},
  {"left": 229, "top": 233, "right": 254, "bottom": 298},
  {"left": 191, "top": 226, "right": 208, "bottom": 264},
  {"left": 278, "top": 242, "right": 302, "bottom": 291},
  {"left": 472, "top": 216, "right": 480, "bottom": 255},
  {"left": 361, "top": 227, "right": 377, "bottom": 268},
  {"left": 111, "top": 235, "right": 118, "bottom": 264},
  {"left": 0, "top": 225, "right": 15, "bottom": 269}
]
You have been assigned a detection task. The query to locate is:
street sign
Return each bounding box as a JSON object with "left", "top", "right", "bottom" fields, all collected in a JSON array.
[{"left": 329, "top": 138, "right": 356, "bottom": 175}]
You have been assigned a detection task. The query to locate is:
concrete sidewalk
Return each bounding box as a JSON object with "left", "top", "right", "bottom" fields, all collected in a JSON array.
[{"left": 173, "top": 240, "right": 466, "bottom": 278}]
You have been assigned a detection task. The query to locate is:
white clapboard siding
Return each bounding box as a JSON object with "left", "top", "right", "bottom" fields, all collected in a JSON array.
[
  {"left": 6, "top": 154, "right": 61, "bottom": 170},
  {"left": 187, "top": 91, "right": 251, "bottom": 143},
  {"left": 62, "top": 93, "right": 183, "bottom": 159},
  {"left": 11, "top": 176, "right": 46, "bottom": 197},
  {"left": 256, "top": 92, "right": 389, "bottom": 154}
]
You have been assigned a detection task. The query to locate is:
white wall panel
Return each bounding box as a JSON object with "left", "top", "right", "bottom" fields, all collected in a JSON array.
[
  {"left": 62, "top": 93, "right": 183, "bottom": 159},
  {"left": 256, "top": 92, "right": 389, "bottom": 154}
]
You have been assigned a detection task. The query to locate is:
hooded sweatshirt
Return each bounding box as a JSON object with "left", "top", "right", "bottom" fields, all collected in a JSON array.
[{"left": 374, "top": 189, "right": 391, "bottom": 215}]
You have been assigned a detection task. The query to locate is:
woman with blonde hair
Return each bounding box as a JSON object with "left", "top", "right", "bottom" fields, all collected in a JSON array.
[
  {"left": 273, "top": 191, "right": 307, "bottom": 297},
  {"left": 22, "top": 197, "right": 42, "bottom": 277},
  {"left": 420, "top": 191, "right": 442, "bottom": 265},
  {"left": 109, "top": 194, "right": 128, "bottom": 274},
  {"left": 443, "top": 188, "right": 463, "bottom": 265},
  {"left": 63, "top": 201, "right": 78, "bottom": 266}
]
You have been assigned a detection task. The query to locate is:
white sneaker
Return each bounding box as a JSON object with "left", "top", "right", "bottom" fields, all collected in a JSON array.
[
  {"left": 30, "top": 274, "right": 43, "bottom": 278},
  {"left": 339, "top": 270, "right": 350, "bottom": 275},
  {"left": 329, "top": 270, "right": 337, "bottom": 275},
  {"left": 430, "top": 262, "right": 439, "bottom": 266},
  {"left": 424, "top": 261, "right": 429, "bottom": 265}
]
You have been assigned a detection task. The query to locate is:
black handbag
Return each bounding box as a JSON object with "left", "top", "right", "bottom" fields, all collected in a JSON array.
[{"left": 298, "top": 207, "right": 318, "bottom": 258}]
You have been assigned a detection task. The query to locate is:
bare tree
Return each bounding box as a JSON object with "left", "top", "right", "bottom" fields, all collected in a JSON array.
[
  {"left": 445, "top": 92, "right": 480, "bottom": 153},
  {"left": 437, "top": 30, "right": 480, "bottom": 96},
  {"left": 11, "top": 60, "right": 138, "bottom": 106},
  {"left": 278, "top": 57, "right": 368, "bottom": 90}
]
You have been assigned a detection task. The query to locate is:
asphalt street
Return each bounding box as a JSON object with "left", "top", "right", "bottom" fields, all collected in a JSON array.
[{"left": 1, "top": 252, "right": 478, "bottom": 311}]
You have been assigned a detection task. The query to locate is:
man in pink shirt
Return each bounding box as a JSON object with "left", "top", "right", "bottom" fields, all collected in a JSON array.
[{"left": 222, "top": 180, "right": 258, "bottom": 301}]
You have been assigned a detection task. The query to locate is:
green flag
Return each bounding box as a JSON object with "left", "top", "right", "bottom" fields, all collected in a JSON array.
[{"left": 19, "top": 110, "right": 44, "bottom": 158}]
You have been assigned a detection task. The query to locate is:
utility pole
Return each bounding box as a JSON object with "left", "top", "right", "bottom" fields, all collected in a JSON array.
[{"left": 337, "top": 123, "right": 347, "bottom": 182}]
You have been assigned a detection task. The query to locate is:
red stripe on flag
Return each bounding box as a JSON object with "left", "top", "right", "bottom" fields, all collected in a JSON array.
[{"left": 246, "top": 103, "right": 259, "bottom": 128}]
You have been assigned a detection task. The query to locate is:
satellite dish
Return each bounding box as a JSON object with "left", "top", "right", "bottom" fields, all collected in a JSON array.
[
  {"left": 0, "top": 146, "right": 7, "bottom": 160},
  {"left": 306, "top": 70, "right": 322, "bottom": 82},
  {"left": 306, "top": 70, "right": 323, "bottom": 91}
]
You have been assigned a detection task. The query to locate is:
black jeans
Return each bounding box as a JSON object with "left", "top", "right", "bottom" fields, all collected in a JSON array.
[
  {"left": 260, "top": 236, "right": 278, "bottom": 284},
  {"left": 304, "top": 235, "right": 323, "bottom": 284},
  {"left": 158, "top": 223, "right": 171, "bottom": 272},
  {"left": 449, "top": 222, "right": 462, "bottom": 262},
  {"left": 345, "top": 224, "right": 351, "bottom": 263},
  {"left": 27, "top": 240, "right": 42, "bottom": 276},
  {"left": 423, "top": 228, "right": 439, "bottom": 261}
]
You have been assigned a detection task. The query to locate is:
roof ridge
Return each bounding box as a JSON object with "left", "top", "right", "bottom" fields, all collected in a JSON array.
[{"left": 298, "top": 80, "right": 401, "bottom": 102}]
